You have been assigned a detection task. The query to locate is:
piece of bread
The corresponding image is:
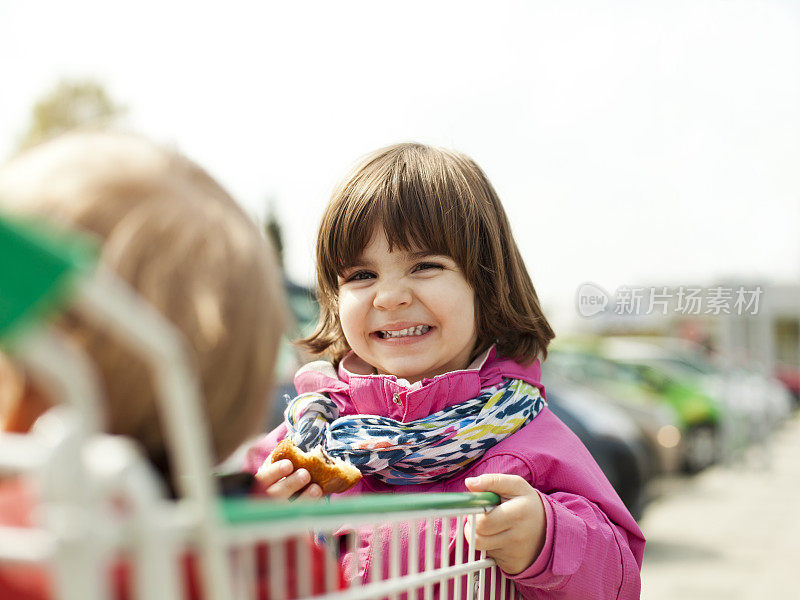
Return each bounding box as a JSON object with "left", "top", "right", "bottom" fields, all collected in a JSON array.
[{"left": 269, "top": 438, "right": 362, "bottom": 494}]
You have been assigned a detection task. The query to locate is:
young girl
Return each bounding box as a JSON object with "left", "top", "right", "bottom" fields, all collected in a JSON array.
[{"left": 246, "top": 143, "right": 645, "bottom": 599}]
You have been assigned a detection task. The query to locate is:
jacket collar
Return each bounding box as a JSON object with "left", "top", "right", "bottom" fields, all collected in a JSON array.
[{"left": 294, "top": 346, "right": 546, "bottom": 423}]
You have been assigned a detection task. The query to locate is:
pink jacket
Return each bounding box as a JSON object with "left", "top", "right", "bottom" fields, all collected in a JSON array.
[{"left": 245, "top": 347, "right": 645, "bottom": 599}]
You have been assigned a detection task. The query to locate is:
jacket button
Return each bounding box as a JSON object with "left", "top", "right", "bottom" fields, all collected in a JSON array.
[{"left": 392, "top": 393, "right": 402, "bottom": 405}]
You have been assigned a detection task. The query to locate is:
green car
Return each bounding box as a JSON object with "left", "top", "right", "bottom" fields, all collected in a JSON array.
[{"left": 547, "top": 346, "right": 721, "bottom": 472}]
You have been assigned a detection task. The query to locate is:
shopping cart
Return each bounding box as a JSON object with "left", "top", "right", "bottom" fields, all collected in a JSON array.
[{"left": 0, "top": 213, "right": 519, "bottom": 600}]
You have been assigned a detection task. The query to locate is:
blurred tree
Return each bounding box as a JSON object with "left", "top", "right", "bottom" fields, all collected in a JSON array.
[
  {"left": 264, "top": 200, "right": 285, "bottom": 270},
  {"left": 17, "top": 79, "right": 125, "bottom": 151}
]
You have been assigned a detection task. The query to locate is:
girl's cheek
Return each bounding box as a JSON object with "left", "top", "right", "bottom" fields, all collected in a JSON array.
[
  {"left": 337, "top": 298, "right": 362, "bottom": 334},
  {"left": 340, "top": 287, "right": 371, "bottom": 309}
]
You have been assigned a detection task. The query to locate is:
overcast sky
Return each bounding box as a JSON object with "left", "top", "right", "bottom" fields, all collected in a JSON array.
[{"left": 2, "top": 1, "right": 798, "bottom": 326}]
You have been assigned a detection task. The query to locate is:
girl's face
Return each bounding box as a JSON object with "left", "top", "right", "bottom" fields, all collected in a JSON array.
[{"left": 337, "top": 228, "right": 478, "bottom": 384}]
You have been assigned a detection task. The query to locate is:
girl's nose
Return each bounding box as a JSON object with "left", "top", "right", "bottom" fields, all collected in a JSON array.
[{"left": 373, "top": 279, "right": 412, "bottom": 310}]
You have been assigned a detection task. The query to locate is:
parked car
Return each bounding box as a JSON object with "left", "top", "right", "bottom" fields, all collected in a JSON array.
[
  {"left": 548, "top": 344, "right": 720, "bottom": 473},
  {"left": 601, "top": 336, "right": 793, "bottom": 460},
  {"left": 544, "top": 356, "right": 682, "bottom": 477},
  {"left": 267, "top": 281, "right": 320, "bottom": 429},
  {"left": 544, "top": 378, "right": 652, "bottom": 520},
  {"left": 775, "top": 362, "right": 800, "bottom": 406}
]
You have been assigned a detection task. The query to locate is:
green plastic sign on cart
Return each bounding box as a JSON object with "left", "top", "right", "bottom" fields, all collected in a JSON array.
[{"left": 0, "top": 213, "right": 97, "bottom": 347}]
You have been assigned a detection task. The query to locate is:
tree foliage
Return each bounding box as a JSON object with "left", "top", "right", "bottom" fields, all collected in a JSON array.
[
  {"left": 264, "top": 202, "right": 285, "bottom": 270},
  {"left": 18, "top": 79, "right": 125, "bottom": 151}
]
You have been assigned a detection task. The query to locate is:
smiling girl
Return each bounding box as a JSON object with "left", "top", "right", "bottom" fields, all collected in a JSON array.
[{"left": 246, "top": 143, "right": 644, "bottom": 599}]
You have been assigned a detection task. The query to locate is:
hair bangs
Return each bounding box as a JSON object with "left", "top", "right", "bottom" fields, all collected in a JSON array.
[
  {"left": 376, "top": 186, "right": 463, "bottom": 264},
  {"left": 323, "top": 150, "right": 469, "bottom": 278}
]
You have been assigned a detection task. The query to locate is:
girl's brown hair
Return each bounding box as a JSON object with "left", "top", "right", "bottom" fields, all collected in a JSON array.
[{"left": 303, "top": 142, "right": 554, "bottom": 366}]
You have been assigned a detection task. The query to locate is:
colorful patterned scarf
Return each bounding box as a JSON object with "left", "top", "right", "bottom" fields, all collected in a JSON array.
[{"left": 284, "top": 378, "right": 545, "bottom": 485}]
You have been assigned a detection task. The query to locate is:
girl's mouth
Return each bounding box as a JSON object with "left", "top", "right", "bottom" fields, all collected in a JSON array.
[{"left": 375, "top": 325, "right": 432, "bottom": 339}]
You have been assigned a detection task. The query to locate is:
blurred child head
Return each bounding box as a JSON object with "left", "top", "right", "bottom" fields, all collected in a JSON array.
[
  {"left": 0, "top": 131, "right": 286, "bottom": 475},
  {"left": 303, "top": 142, "right": 554, "bottom": 367}
]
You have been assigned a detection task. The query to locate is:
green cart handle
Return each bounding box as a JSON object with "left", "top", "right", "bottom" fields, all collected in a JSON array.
[{"left": 221, "top": 492, "right": 502, "bottom": 524}]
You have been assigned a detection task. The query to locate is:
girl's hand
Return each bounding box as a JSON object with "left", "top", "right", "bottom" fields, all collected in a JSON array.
[
  {"left": 464, "top": 474, "right": 547, "bottom": 575},
  {"left": 254, "top": 458, "right": 324, "bottom": 500}
]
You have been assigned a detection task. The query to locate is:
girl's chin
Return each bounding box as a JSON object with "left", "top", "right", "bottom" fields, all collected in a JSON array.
[{"left": 376, "top": 363, "right": 443, "bottom": 383}]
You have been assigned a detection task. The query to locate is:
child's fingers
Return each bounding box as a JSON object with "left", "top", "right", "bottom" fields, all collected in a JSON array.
[
  {"left": 464, "top": 516, "right": 539, "bottom": 575},
  {"left": 295, "top": 483, "right": 324, "bottom": 500},
  {"left": 466, "top": 524, "right": 517, "bottom": 553},
  {"left": 471, "top": 511, "right": 512, "bottom": 537},
  {"left": 261, "top": 467, "right": 312, "bottom": 500},
  {"left": 255, "top": 459, "right": 294, "bottom": 488},
  {"left": 465, "top": 493, "right": 547, "bottom": 575},
  {"left": 464, "top": 474, "right": 534, "bottom": 499},
  {"left": 476, "top": 495, "right": 542, "bottom": 536},
  {"left": 465, "top": 509, "right": 517, "bottom": 542}
]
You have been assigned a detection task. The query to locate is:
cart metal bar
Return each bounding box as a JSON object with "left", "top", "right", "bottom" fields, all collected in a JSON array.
[
  {"left": 389, "top": 521, "right": 401, "bottom": 600},
  {"left": 441, "top": 517, "right": 451, "bottom": 600},
  {"left": 9, "top": 333, "right": 108, "bottom": 600},
  {"left": 224, "top": 506, "right": 496, "bottom": 546},
  {"left": 454, "top": 517, "right": 465, "bottom": 600},
  {"left": 371, "top": 525, "right": 383, "bottom": 586},
  {"left": 75, "top": 270, "right": 234, "bottom": 600},
  {"left": 222, "top": 493, "right": 501, "bottom": 525},
  {"left": 269, "top": 539, "right": 286, "bottom": 600},
  {"left": 0, "top": 433, "right": 49, "bottom": 474},
  {"left": 0, "top": 526, "right": 56, "bottom": 563},
  {"left": 409, "top": 518, "right": 419, "bottom": 583},
  {"left": 466, "top": 515, "right": 477, "bottom": 600},
  {"left": 424, "top": 516, "right": 435, "bottom": 600},
  {"left": 309, "top": 558, "right": 496, "bottom": 600}
]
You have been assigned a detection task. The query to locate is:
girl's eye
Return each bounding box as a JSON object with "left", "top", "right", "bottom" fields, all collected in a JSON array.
[
  {"left": 344, "top": 270, "right": 375, "bottom": 282},
  {"left": 414, "top": 262, "right": 444, "bottom": 273}
]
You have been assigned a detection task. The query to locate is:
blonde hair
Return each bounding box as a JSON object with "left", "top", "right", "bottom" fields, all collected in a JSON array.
[
  {"left": 303, "top": 142, "right": 554, "bottom": 366},
  {"left": 0, "top": 131, "right": 286, "bottom": 473}
]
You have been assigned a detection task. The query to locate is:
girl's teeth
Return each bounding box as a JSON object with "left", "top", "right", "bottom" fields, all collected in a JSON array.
[{"left": 381, "top": 325, "right": 430, "bottom": 338}]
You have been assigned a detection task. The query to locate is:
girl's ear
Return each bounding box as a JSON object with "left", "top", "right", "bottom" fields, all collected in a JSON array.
[{"left": 0, "top": 354, "right": 52, "bottom": 434}]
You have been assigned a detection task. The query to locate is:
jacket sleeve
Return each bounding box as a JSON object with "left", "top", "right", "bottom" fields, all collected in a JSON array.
[{"left": 508, "top": 489, "right": 642, "bottom": 600}]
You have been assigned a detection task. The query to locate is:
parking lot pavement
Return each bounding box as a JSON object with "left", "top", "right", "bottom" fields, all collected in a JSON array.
[{"left": 639, "top": 411, "right": 800, "bottom": 599}]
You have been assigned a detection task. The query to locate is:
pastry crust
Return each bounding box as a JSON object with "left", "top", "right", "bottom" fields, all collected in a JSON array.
[{"left": 269, "top": 438, "right": 362, "bottom": 494}]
